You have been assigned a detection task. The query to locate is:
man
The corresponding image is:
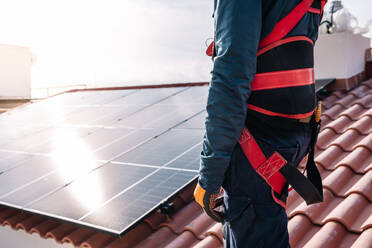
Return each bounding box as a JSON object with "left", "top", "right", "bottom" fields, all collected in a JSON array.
[{"left": 194, "top": 0, "right": 326, "bottom": 247}]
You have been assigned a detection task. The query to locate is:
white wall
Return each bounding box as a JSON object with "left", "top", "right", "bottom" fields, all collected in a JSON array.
[
  {"left": 0, "top": 44, "right": 31, "bottom": 99},
  {"left": 314, "top": 31, "right": 371, "bottom": 79}
]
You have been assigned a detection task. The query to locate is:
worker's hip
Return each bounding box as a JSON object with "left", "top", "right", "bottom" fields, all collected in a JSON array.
[{"left": 221, "top": 119, "right": 311, "bottom": 247}]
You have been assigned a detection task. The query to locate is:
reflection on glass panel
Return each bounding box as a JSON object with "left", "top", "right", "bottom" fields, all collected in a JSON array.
[
  {"left": 81, "top": 169, "right": 197, "bottom": 234},
  {"left": 81, "top": 128, "right": 133, "bottom": 152},
  {"left": 0, "top": 97, "right": 77, "bottom": 125},
  {"left": 50, "top": 128, "right": 98, "bottom": 182},
  {"left": 26, "top": 163, "right": 155, "bottom": 221}
]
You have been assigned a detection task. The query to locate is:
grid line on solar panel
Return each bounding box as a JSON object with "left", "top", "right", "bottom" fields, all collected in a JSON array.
[
  {"left": 174, "top": 110, "right": 206, "bottom": 129},
  {"left": 0, "top": 156, "right": 106, "bottom": 202},
  {"left": 79, "top": 140, "right": 201, "bottom": 221},
  {"left": 113, "top": 129, "right": 203, "bottom": 165},
  {"left": 93, "top": 129, "right": 162, "bottom": 161},
  {"left": 110, "top": 161, "right": 198, "bottom": 173},
  {"left": 155, "top": 86, "right": 208, "bottom": 106},
  {"left": 26, "top": 163, "right": 156, "bottom": 221},
  {"left": 106, "top": 87, "right": 186, "bottom": 106},
  {"left": 0, "top": 126, "right": 97, "bottom": 155},
  {"left": 137, "top": 106, "right": 205, "bottom": 130},
  {"left": 81, "top": 169, "right": 198, "bottom": 235}
]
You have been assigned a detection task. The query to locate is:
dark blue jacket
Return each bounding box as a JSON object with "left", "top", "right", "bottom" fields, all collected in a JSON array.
[{"left": 199, "top": 0, "right": 322, "bottom": 192}]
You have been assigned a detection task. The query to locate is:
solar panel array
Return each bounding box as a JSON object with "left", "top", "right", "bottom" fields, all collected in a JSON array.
[{"left": 0, "top": 86, "right": 207, "bottom": 235}]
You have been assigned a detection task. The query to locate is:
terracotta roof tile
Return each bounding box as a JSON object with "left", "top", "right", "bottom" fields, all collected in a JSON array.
[
  {"left": 315, "top": 146, "right": 346, "bottom": 170},
  {"left": 288, "top": 215, "right": 320, "bottom": 247},
  {"left": 191, "top": 235, "right": 223, "bottom": 248},
  {"left": 61, "top": 228, "right": 96, "bottom": 247},
  {"left": 80, "top": 233, "right": 117, "bottom": 248},
  {"left": 134, "top": 226, "right": 176, "bottom": 248},
  {"left": 2, "top": 212, "right": 31, "bottom": 228},
  {"left": 301, "top": 222, "right": 358, "bottom": 248},
  {"left": 45, "top": 223, "right": 78, "bottom": 241},
  {"left": 15, "top": 215, "right": 45, "bottom": 232},
  {"left": 351, "top": 228, "right": 372, "bottom": 248},
  {"left": 323, "top": 167, "right": 372, "bottom": 200},
  {"left": 29, "top": 219, "right": 60, "bottom": 237},
  {"left": 322, "top": 104, "right": 345, "bottom": 118},
  {"left": 324, "top": 147, "right": 372, "bottom": 173},
  {"left": 0, "top": 81, "right": 371, "bottom": 247},
  {"left": 317, "top": 129, "right": 368, "bottom": 152},
  {"left": 322, "top": 116, "right": 353, "bottom": 133}
]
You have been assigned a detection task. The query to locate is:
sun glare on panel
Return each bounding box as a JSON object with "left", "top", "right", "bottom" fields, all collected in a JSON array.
[{"left": 51, "top": 128, "right": 103, "bottom": 210}]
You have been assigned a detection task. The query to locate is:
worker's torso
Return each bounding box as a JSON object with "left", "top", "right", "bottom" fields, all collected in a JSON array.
[{"left": 214, "top": 0, "right": 323, "bottom": 123}]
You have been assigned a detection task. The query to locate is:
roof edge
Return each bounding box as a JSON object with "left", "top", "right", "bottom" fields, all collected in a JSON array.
[{"left": 50, "top": 82, "right": 209, "bottom": 98}]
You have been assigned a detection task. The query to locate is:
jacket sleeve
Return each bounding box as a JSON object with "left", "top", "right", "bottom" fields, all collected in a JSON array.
[{"left": 198, "top": 0, "right": 262, "bottom": 192}]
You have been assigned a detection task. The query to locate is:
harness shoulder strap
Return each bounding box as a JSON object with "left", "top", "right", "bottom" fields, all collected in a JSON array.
[{"left": 259, "top": 0, "right": 315, "bottom": 49}]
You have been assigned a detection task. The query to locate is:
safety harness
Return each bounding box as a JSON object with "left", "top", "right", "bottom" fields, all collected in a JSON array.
[{"left": 207, "top": 0, "right": 327, "bottom": 207}]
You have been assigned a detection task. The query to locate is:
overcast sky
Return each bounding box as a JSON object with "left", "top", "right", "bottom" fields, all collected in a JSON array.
[{"left": 0, "top": 0, "right": 371, "bottom": 89}]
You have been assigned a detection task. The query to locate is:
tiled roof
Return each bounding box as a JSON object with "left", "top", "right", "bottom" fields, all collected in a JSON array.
[{"left": 0, "top": 79, "right": 371, "bottom": 248}]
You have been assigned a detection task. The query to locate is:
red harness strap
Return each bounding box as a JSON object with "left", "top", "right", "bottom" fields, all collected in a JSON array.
[
  {"left": 257, "top": 36, "right": 314, "bottom": 56},
  {"left": 246, "top": 105, "right": 315, "bottom": 119},
  {"left": 251, "top": 68, "right": 314, "bottom": 91},
  {"left": 259, "top": 0, "right": 314, "bottom": 49},
  {"left": 238, "top": 128, "right": 287, "bottom": 195}
]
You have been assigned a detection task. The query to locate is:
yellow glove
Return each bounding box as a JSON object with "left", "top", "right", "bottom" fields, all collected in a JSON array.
[{"left": 194, "top": 183, "right": 224, "bottom": 223}]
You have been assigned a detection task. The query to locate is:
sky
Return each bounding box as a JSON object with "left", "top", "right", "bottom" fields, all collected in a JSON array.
[{"left": 0, "top": 0, "right": 371, "bottom": 92}]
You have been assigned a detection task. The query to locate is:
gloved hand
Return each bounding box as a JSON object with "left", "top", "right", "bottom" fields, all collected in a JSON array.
[{"left": 194, "top": 182, "right": 224, "bottom": 223}]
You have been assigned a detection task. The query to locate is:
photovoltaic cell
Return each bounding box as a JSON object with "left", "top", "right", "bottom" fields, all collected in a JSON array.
[
  {"left": 0, "top": 156, "right": 57, "bottom": 198},
  {"left": 108, "top": 87, "right": 185, "bottom": 105},
  {"left": 0, "top": 86, "right": 209, "bottom": 236},
  {"left": 112, "top": 104, "right": 177, "bottom": 128},
  {"left": 145, "top": 104, "right": 204, "bottom": 130},
  {"left": 25, "top": 163, "right": 156, "bottom": 221},
  {"left": 0, "top": 153, "right": 36, "bottom": 173},
  {"left": 165, "top": 143, "right": 203, "bottom": 171},
  {"left": 94, "top": 129, "right": 161, "bottom": 161},
  {"left": 114, "top": 129, "right": 204, "bottom": 166},
  {"left": 175, "top": 110, "right": 206, "bottom": 129},
  {"left": 157, "top": 86, "right": 208, "bottom": 106},
  {"left": 81, "top": 168, "right": 197, "bottom": 234}
]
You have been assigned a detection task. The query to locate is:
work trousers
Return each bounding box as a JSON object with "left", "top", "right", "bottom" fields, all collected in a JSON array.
[{"left": 222, "top": 114, "right": 312, "bottom": 248}]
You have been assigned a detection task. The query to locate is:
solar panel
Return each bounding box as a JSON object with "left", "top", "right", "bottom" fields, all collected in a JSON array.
[
  {"left": 80, "top": 168, "right": 197, "bottom": 234},
  {"left": 164, "top": 143, "right": 203, "bottom": 171},
  {"left": 114, "top": 129, "right": 204, "bottom": 166},
  {"left": 0, "top": 86, "right": 207, "bottom": 236},
  {"left": 175, "top": 110, "right": 206, "bottom": 129}
]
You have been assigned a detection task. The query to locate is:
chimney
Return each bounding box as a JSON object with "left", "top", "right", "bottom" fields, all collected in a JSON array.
[{"left": 0, "top": 44, "right": 32, "bottom": 100}]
